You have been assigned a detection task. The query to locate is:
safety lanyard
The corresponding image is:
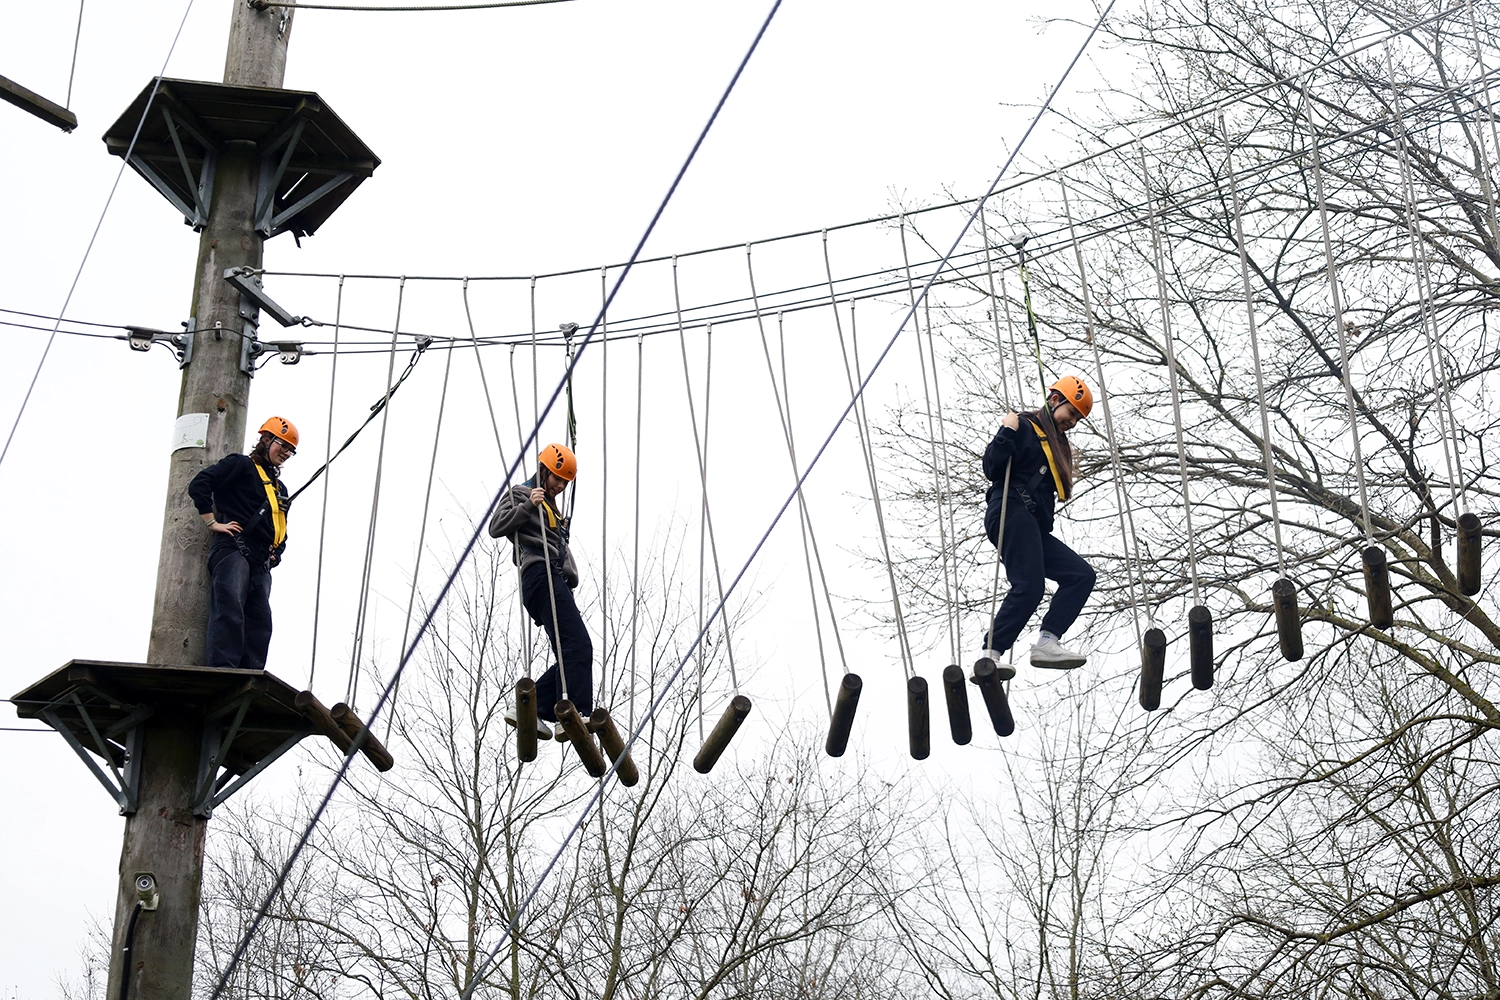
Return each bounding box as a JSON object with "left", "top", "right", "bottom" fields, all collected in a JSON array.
[
  {"left": 255, "top": 463, "right": 287, "bottom": 547},
  {"left": 1028, "top": 420, "right": 1069, "bottom": 502}
]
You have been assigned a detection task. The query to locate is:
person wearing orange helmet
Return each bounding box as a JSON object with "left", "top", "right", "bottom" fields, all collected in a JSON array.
[
  {"left": 187, "top": 416, "right": 299, "bottom": 670},
  {"left": 980, "top": 377, "right": 1097, "bottom": 670},
  {"left": 489, "top": 443, "right": 591, "bottom": 740}
]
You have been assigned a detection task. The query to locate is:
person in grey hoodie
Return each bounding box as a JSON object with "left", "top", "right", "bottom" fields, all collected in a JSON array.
[{"left": 489, "top": 443, "right": 590, "bottom": 739}]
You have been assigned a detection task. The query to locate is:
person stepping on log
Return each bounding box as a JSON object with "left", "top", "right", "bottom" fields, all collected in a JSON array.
[
  {"left": 491, "top": 444, "right": 594, "bottom": 741},
  {"left": 981, "top": 377, "right": 1097, "bottom": 670}
]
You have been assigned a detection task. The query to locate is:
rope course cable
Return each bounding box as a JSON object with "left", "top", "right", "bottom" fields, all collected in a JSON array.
[
  {"left": 66, "top": 0, "right": 85, "bottom": 109},
  {"left": 209, "top": 3, "right": 787, "bottom": 990},
  {"left": 0, "top": 0, "right": 196, "bottom": 472},
  {"left": 462, "top": 277, "right": 510, "bottom": 467},
  {"left": 307, "top": 276, "right": 344, "bottom": 687}
]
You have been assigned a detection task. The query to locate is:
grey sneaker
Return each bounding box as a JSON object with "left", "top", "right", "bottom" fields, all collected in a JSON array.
[
  {"left": 504, "top": 708, "right": 553, "bottom": 741},
  {"left": 1029, "top": 636, "right": 1086, "bottom": 670},
  {"left": 973, "top": 649, "right": 1017, "bottom": 681}
]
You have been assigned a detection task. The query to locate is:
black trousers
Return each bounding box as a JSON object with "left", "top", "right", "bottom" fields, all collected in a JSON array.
[
  {"left": 206, "top": 537, "right": 274, "bottom": 670},
  {"left": 520, "top": 561, "right": 594, "bottom": 721},
  {"left": 984, "top": 501, "right": 1095, "bottom": 655}
]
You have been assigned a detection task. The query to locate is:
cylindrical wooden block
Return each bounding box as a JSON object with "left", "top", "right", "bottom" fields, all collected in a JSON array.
[
  {"left": 1139, "top": 628, "right": 1165, "bottom": 711},
  {"left": 907, "top": 676, "right": 930, "bottom": 760},
  {"left": 1272, "top": 578, "right": 1304, "bottom": 662},
  {"left": 974, "top": 652, "right": 1016, "bottom": 682},
  {"left": 329, "top": 702, "right": 395, "bottom": 772},
  {"left": 555, "top": 700, "right": 608, "bottom": 777},
  {"left": 1458, "top": 512, "right": 1482, "bottom": 597},
  {"left": 693, "top": 695, "right": 752, "bottom": 774},
  {"left": 294, "top": 690, "right": 353, "bottom": 755},
  {"left": 824, "top": 673, "right": 862, "bottom": 758},
  {"left": 514, "top": 678, "right": 538, "bottom": 763},
  {"left": 1361, "top": 546, "right": 1394, "bottom": 629},
  {"left": 1188, "top": 605, "right": 1214, "bottom": 692},
  {"left": 941, "top": 665, "right": 972, "bottom": 746},
  {"left": 971, "top": 658, "right": 1015, "bottom": 737},
  {"left": 589, "top": 708, "right": 639, "bottom": 787}
]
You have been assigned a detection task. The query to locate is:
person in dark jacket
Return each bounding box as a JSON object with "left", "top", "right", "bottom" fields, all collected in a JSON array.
[
  {"left": 490, "top": 443, "right": 591, "bottom": 740},
  {"left": 981, "top": 377, "right": 1096, "bottom": 670},
  {"left": 188, "top": 416, "right": 297, "bottom": 671}
]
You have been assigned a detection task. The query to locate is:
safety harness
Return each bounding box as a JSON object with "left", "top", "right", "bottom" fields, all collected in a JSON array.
[
  {"left": 254, "top": 462, "right": 288, "bottom": 547},
  {"left": 1014, "top": 415, "right": 1069, "bottom": 511}
]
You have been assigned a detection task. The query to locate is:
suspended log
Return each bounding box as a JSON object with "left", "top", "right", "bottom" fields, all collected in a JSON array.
[
  {"left": 824, "top": 673, "right": 862, "bottom": 758},
  {"left": 941, "top": 665, "right": 972, "bottom": 746},
  {"left": 974, "top": 651, "right": 1016, "bottom": 681},
  {"left": 514, "top": 678, "right": 539, "bottom": 763},
  {"left": 907, "top": 676, "right": 930, "bottom": 760},
  {"left": 1361, "top": 546, "right": 1394, "bottom": 629},
  {"left": 589, "top": 708, "right": 639, "bottom": 787},
  {"left": 555, "top": 700, "right": 608, "bottom": 777},
  {"left": 1271, "top": 578, "right": 1303, "bottom": 662},
  {"left": 329, "top": 702, "right": 395, "bottom": 772},
  {"left": 1139, "top": 628, "right": 1166, "bottom": 711},
  {"left": 294, "top": 690, "right": 352, "bottom": 755},
  {"left": 971, "top": 658, "right": 1015, "bottom": 737},
  {"left": 1188, "top": 605, "right": 1214, "bottom": 692},
  {"left": 693, "top": 695, "right": 752, "bottom": 774},
  {"left": 1458, "top": 512, "right": 1482, "bottom": 596}
]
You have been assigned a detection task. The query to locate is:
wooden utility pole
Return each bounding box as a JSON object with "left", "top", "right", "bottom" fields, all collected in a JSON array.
[{"left": 110, "top": 6, "right": 293, "bottom": 997}]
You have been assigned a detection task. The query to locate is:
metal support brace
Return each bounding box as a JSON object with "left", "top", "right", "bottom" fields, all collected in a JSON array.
[
  {"left": 192, "top": 691, "right": 310, "bottom": 817},
  {"left": 39, "top": 692, "right": 153, "bottom": 816}
]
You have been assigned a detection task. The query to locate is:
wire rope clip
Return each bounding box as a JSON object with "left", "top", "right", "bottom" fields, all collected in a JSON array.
[
  {"left": 941, "top": 665, "right": 972, "bottom": 747},
  {"left": 1360, "top": 546, "right": 1394, "bottom": 629},
  {"left": 514, "top": 678, "right": 539, "bottom": 764},
  {"left": 555, "top": 700, "right": 608, "bottom": 778},
  {"left": 1139, "top": 628, "right": 1166, "bottom": 712},
  {"left": 125, "top": 324, "right": 194, "bottom": 369},
  {"left": 1271, "top": 578, "right": 1304, "bottom": 662},
  {"left": 589, "top": 708, "right": 638, "bottom": 787},
  {"left": 1188, "top": 605, "right": 1214, "bottom": 692},
  {"left": 906, "top": 676, "right": 931, "bottom": 761},
  {"left": 693, "top": 695, "right": 752, "bottom": 775},
  {"left": 971, "top": 658, "right": 1014, "bottom": 737},
  {"left": 824, "top": 673, "right": 862, "bottom": 758},
  {"left": 1457, "top": 512, "right": 1483, "bottom": 597}
]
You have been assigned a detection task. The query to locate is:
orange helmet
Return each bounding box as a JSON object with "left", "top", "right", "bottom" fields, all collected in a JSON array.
[
  {"left": 1048, "top": 376, "right": 1092, "bottom": 418},
  {"left": 259, "top": 416, "right": 299, "bottom": 448},
  {"left": 538, "top": 443, "right": 577, "bottom": 482}
]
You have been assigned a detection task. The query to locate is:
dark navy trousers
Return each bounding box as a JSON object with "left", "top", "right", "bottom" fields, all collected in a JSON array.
[
  {"left": 206, "top": 537, "right": 274, "bottom": 671},
  {"left": 520, "top": 561, "right": 594, "bottom": 720},
  {"left": 984, "top": 500, "right": 1095, "bottom": 655}
]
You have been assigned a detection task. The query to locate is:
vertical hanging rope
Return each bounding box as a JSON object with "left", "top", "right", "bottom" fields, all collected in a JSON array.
[
  {"left": 697, "top": 324, "right": 711, "bottom": 740},
  {"left": 1138, "top": 150, "right": 1204, "bottom": 608},
  {"left": 598, "top": 267, "right": 610, "bottom": 700},
  {"left": 1059, "top": 178, "right": 1148, "bottom": 639},
  {"left": 347, "top": 278, "right": 407, "bottom": 706},
  {"left": 629, "top": 324, "right": 644, "bottom": 730},
  {"left": 1466, "top": 0, "right": 1500, "bottom": 245},
  {"left": 461, "top": 278, "right": 509, "bottom": 467},
  {"left": 66, "top": 0, "right": 85, "bottom": 109},
  {"left": 899, "top": 217, "right": 959, "bottom": 665},
  {"left": 998, "top": 272, "right": 1028, "bottom": 415},
  {"left": 746, "top": 245, "right": 838, "bottom": 716},
  {"left": 1386, "top": 45, "right": 1465, "bottom": 515},
  {"left": 1221, "top": 116, "right": 1289, "bottom": 579},
  {"left": 979, "top": 202, "right": 1016, "bottom": 414},
  {"left": 308, "top": 275, "right": 344, "bottom": 687}
]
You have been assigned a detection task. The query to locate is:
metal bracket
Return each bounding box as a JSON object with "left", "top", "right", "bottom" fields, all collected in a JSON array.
[
  {"left": 124, "top": 321, "right": 194, "bottom": 369},
  {"left": 39, "top": 690, "right": 153, "bottom": 816},
  {"left": 240, "top": 335, "right": 304, "bottom": 375},
  {"left": 224, "top": 267, "right": 301, "bottom": 327},
  {"left": 192, "top": 691, "right": 310, "bottom": 818}
]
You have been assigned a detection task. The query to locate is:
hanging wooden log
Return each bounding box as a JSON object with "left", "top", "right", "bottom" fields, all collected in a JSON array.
[
  {"left": 514, "top": 678, "right": 539, "bottom": 763},
  {"left": 907, "top": 676, "right": 931, "bottom": 760},
  {"left": 555, "top": 700, "right": 608, "bottom": 777},
  {"left": 941, "top": 665, "right": 972, "bottom": 746},
  {"left": 1188, "top": 606, "right": 1214, "bottom": 692},
  {"left": 824, "top": 673, "right": 862, "bottom": 758},
  {"left": 589, "top": 708, "right": 639, "bottom": 787},
  {"left": 971, "top": 658, "right": 1014, "bottom": 737},
  {"left": 1458, "top": 512, "right": 1482, "bottom": 596},
  {"left": 974, "top": 651, "right": 1016, "bottom": 681},
  {"left": 1361, "top": 546, "right": 1394, "bottom": 629},
  {"left": 1271, "top": 578, "right": 1304, "bottom": 662},
  {"left": 1139, "top": 628, "right": 1166, "bottom": 711},
  {"left": 294, "top": 690, "right": 352, "bottom": 754},
  {"left": 693, "top": 695, "right": 752, "bottom": 774},
  {"left": 329, "top": 702, "right": 395, "bottom": 772}
]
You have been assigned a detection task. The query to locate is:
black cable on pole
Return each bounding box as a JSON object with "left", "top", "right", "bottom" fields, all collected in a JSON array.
[{"left": 206, "top": 2, "right": 786, "bottom": 993}]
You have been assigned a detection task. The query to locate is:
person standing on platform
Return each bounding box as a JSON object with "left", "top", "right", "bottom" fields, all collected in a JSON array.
[
  {"left": 188, "top": 416, "right": 297, "bottom": 671},
  {"left": 491, "top": 443, "right": 593, "bottom": 741}
]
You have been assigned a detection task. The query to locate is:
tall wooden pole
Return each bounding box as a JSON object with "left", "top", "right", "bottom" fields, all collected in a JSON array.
[{"left": 108, "top": 5, "right": 294, "bottom": 998}]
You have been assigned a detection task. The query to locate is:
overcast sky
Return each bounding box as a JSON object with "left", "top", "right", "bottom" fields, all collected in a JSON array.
[{"left": 0, "top": 1, "right": 1116, "bottom": 992}]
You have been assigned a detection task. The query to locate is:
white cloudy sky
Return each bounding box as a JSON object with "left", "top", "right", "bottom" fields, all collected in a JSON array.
[{"left": 0, "top": 0, "right": 1118, "bottom": 992}]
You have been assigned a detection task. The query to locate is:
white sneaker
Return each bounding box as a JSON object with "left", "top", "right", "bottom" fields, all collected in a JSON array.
[
  {"left": 1029, "top": 636, "right": 1087, "bottom": 670},
  {"left": 973, "top": 649, "right": 1017, "bottom": 681},
  {"left": 504, "top": 708, "right": 553, "bottom": 740}
]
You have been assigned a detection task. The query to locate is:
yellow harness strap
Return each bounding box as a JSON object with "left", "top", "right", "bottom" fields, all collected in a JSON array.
[
  {"left": 1029, "top": 420, "right": 1069, "bottom": 502},
  {"left": 255, "top": 463, "right": 288, "bottom": 547}
]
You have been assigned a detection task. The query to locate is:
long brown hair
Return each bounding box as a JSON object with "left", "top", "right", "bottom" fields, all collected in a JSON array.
[
  {"left": 1027, "top": 397, "right": 1074, "bottom": 496},
  {"left": 250, "top": 432, "right": 281, "bottom": 480}
]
